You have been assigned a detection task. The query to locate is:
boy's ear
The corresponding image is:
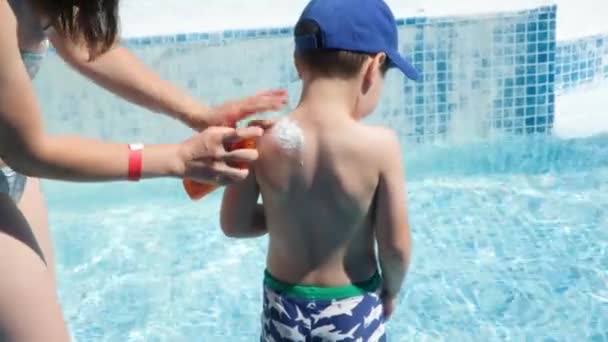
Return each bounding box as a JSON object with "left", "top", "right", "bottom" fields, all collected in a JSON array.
[
  {"left": 373, "top": 52, "right": 387, "bottom": 76},
  {"left": 361, "top": 59, "right": 373, "bottom": 94},
  {"left": 376, "top": 52, "right": 387, "bottom": 66},
  {"left": 362, "top": 54, "right": 383, "bottom": 94}
]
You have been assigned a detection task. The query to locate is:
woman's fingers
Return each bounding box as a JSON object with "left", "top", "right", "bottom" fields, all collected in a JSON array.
[
  {"left": 232, "top": 92, "right": 288, "bottom": 121},
  {"left": 183, "top": 125, "right": 264, "bottom": 184},
  {"left": 213, "top": 165, "right": 250, "bottom": 184},
  {"left": 257, "top": 89, "right": 288, "bottom": 97},
  {"left": 247, "top": 119, "right": 276, "bottom": 130},
  {"left": 211, "top": 89, "right": 287, "bottom": 125},
  {"left": 186, "top": 159, "right": 250, "bottom": 184},
  {"left": 221, "top": 126, "right": 263, "bottom": 146},
  {"left": 252, "top": 92, "right": 288, "bottom": 110},
  {"left": 221, "top": 148, "right": 259, "bottom": 165}
]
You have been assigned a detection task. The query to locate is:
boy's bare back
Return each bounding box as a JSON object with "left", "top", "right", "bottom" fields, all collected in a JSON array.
[
  {"left": 221, "top": 2, "right": 415, "bottom": 336},
  {"left": 254, "top": 108, "right": 404, "bottom": 287}
]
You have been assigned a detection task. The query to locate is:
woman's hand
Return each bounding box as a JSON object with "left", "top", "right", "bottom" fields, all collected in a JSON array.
[
  {"left": 176, "top": 125, "right": 264, "bottom": 185},
  {"left": 187, "top": 89, "right": 288, "bottom": 130},
  {"left": 246, "top": 119, "right": 277, "bottom": 130}
]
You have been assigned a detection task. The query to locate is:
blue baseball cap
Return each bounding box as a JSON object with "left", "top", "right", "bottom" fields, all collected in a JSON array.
[{"left": 295, "top": 0, "right": 420, "bottom": 81}]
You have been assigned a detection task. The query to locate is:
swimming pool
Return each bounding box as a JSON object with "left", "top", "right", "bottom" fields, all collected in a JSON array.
[
  {"left": 32, "top": 0, "right": 608, "bottom": 340},
  {"left": 43, "top": 134, "right": 608, "bottom": 341}
]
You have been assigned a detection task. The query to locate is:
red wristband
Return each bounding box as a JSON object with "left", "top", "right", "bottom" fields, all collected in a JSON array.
[{"left": 127, "top": 143, "right": 143, "bottom": 181}]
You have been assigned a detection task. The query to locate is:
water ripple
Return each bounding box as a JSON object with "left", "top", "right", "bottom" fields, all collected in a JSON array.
[{"left": 43, "top": 135, "right": 608, "bottom": 341}]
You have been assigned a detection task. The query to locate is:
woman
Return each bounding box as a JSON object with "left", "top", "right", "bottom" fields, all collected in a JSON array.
[{"left": 0, "top": 0, "right": 286, "bottom": 340}]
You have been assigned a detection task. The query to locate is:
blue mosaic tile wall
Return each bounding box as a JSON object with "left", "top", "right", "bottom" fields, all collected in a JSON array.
[
  {"left": 555, "top": 33, "right": 608, "bottom": 94},
  {"left": 33, "top": 5, "right": 557, "bottom": 145},
  {"left": 390, "top": 6, "right": 557, "bottom": 142}
]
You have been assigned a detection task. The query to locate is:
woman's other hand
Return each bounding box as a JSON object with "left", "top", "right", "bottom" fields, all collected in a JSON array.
[
  {"left": 186, "top": 89, "right": 288, "bottom": 130},
  {"left": 176, "top": 125, "right": 263, "bottom": 185}
]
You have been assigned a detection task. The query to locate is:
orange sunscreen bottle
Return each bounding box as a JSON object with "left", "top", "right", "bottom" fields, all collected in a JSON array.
[{"left": 182, "top": 137, "right": 257, "bottom": 200}]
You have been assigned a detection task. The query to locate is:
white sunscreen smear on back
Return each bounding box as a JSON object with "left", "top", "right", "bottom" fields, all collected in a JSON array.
[{"left": 270, "top": 118, "right": 304, "bottom": 151}]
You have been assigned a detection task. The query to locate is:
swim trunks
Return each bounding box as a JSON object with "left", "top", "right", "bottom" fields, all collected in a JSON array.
[{"left": 261, "top": 270, "right": 387, "bottom": 341}]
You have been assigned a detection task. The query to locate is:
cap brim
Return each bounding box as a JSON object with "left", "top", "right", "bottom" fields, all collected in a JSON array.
[{"left": 387, "top": 51, "right": 421, "bottom": 81}]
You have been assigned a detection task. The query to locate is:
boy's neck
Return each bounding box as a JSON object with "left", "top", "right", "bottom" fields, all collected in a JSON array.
[{"left": 296, "top": 77, "right": 360, "bottom": 121}]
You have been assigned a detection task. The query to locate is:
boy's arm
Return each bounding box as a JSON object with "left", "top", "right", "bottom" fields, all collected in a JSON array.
[
  {"left": 220, "top": 170, "right": 267, "bottom": 238},
  {"left": 374, "top": 130, "right": 412, "bottom": 303}
]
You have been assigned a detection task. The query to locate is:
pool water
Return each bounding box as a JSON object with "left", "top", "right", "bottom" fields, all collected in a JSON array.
[{"left": 44, "top": 135, "right": 608, "bottom": 341}]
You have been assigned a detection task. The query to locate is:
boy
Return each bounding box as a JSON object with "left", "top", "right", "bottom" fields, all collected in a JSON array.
[{"left": 220, "top": 0, "right": 417, "bottom": 340}]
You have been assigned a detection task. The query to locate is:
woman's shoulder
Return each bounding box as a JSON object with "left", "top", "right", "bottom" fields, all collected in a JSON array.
[{"left": 0, "top": 0, "right": 18, "bottom": 27}]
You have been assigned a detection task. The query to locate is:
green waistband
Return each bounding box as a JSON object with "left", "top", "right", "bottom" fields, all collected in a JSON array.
[{"left": 263, "top": 270, "right": 381, "bottom": 300}]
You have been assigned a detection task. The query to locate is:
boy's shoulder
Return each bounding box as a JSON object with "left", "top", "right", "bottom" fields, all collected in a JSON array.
[
  {"left": 357, "top": 124, "right": 401, "bottom": 150},
  {"left": 351, "top": 123, "right": 403, "bottom": 166},
  {"left": 256, "top": 114, "right": 304, "bottom": 153}
]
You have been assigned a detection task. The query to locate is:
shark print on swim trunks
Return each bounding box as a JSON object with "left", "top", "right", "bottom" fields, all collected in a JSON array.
[{"left": 260, "top": 286, "right": 387, "bottom": 342}]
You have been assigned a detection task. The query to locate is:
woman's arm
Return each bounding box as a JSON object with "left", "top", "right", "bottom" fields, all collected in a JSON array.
[
  {"left": 1, "top": 4, "right": 170, "bottom": 181},
  {"left": 0, "top": 3, "right": 260, "bottom": 183},
  {"left": 49, "top": 31, "right": 288, "bottom": 129},
  {"left": 48, "top": 31, "right": 210, "bottom": 128}
]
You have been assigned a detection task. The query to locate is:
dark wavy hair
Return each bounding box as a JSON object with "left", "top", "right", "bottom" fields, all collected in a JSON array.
[{"left": 43, "top": 0, "right": 120, "bottom": 60}]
